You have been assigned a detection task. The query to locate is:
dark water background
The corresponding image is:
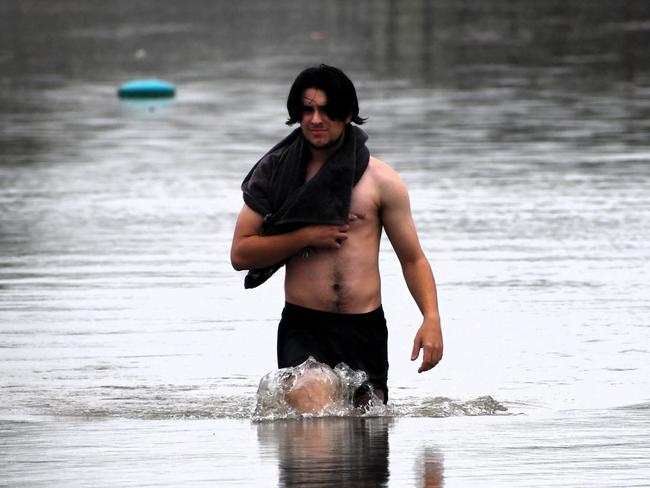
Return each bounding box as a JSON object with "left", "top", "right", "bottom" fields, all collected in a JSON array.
[{"left": 2, "top": 0, "right": 650, "bottom": 486}]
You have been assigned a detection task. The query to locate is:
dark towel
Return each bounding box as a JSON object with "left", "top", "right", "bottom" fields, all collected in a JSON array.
[{"left": 240, "top": 124, "right": 370, "bottom": 288}]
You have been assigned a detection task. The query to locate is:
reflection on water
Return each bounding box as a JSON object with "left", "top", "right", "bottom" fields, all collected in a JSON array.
[
  {"left": 257, "top": 418, "right": 393, "bottom": 488},
  {"left": 416, "top": 447, "right": 445, "bottom": 488}
]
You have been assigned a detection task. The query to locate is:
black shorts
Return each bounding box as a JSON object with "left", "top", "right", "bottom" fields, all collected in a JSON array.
[{"left": 277, "top": 302, "right": 389, "bottom": 401}]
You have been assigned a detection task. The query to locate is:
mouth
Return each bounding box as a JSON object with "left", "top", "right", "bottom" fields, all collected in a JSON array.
[{"left": 310, "top": 131, "right": 328, "bottom": 140}]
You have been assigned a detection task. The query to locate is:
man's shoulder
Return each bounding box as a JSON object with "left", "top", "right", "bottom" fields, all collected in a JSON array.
[
  {"left": 368, "top": 155, "right": 387, "bottom": 168},
  {"left": 367, "top": 156, "right": 406, "bottom": 188}
]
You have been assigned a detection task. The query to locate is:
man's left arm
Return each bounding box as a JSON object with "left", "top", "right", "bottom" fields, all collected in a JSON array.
[{"left": 379, "top": 165, "right": 443, "bottom": 373}]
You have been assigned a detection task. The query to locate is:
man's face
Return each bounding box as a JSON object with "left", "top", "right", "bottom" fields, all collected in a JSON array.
[{"left": 300, "top": 88, "right": 351, "bottom": 151}]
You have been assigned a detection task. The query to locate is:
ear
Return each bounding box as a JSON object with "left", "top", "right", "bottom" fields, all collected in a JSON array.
[{"left": 345, "top": 114, "right": 353, "bottom": 124}]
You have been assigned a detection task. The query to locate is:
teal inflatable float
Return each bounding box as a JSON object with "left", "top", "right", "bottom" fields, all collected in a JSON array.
[{"left": 117, "top": 79, "right": 176, "bottom": 98}]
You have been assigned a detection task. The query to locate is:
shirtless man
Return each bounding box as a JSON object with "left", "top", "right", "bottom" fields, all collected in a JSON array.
[{"left": 231, "top": 65, "right": 442, "bottom": 409}]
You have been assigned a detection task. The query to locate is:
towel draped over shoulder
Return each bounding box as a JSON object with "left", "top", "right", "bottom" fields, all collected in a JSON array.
[{"left": 240, "top": 125, "right": 370, "bottom": 288}]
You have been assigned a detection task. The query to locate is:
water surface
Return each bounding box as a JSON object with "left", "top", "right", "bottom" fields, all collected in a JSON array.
[{"left": 1, "top": 0, "right": 650, "bottom": 486}]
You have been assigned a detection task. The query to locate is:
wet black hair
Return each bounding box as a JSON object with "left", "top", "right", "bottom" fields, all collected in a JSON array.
[{"left": 286, "top": 64, "right": 366, "bottom": 126}]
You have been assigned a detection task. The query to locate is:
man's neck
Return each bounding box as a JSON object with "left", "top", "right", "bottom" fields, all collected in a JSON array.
[
  {"left": 307, "top": 130, "right": 347, "bottom": 167},
  {"left": 308, "top": 148, "right": 332, "bottom": 167}
]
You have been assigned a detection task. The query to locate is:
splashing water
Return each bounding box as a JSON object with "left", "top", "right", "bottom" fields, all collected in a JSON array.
[
  {"left": 398, "top": 395, "right": 510, "bottom": 418},
  {"left": 253, "top": 357, "right": 386, "bottom": 420},
  {"left": 253, "top": 357, "right": 509, "bottom": 421}
]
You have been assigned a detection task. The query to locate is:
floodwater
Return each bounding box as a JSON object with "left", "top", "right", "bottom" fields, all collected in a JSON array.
[{"left": 1, "top": 0, "right": 650, "bottom": 486}]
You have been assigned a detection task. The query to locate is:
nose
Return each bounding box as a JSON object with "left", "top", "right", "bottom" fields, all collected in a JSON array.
[{"left": 311, "top": 108, "right": 323, "bottom": 124}]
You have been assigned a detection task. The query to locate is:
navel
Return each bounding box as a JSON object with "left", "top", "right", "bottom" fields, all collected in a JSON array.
[
  {"left": 332, "top": 283, "right": 345, "bottom": 312},
  {"left": 330, "top": 270, "right": 346, "bottom": 312}
]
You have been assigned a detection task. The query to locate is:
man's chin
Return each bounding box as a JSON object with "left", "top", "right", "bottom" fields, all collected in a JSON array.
[
  {"left": 306, "top": 135, "right": 343, "bottom": 151},
  {"left": 307, "top": 141, "right": 332, "bottom": 150}
]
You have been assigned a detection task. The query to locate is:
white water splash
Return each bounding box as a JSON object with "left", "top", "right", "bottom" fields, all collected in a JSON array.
[{"left": 253, "top": 357, "right": 386, "bottom": 420}]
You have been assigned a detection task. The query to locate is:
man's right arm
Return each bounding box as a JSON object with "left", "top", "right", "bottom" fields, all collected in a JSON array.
[{"left": 230, "top": 204, "right": 349, "bottom": 271}]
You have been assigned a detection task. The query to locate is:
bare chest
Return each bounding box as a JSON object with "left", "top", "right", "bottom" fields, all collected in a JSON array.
[{"left": 284, "top": 166, "right": 383, "bottom": 312}]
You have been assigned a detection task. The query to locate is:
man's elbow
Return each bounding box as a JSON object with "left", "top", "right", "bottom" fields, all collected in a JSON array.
[
  {"left": 398, "top": 250, "right": 425, "bottom": 266},
  {"left": 230, "top": 248, "right": 249, "bottom": 271},
  {"left": 231, "top": 260, "right": 246, "bottom": 271}
]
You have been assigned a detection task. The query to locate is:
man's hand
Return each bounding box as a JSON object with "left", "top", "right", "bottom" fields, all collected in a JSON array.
[
  {"left": 298, "top": 213, "right": 366, "bottom": 253},
  {"left": 411, "top": 319, "right": 443, "bottom": 373},
  {"left": 301, "top": 224, "right": 349, "bottom": 249}
]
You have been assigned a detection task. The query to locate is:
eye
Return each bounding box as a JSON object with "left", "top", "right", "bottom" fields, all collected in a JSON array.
[{"left": 302, "top": 106, "right": 314, "bottom": 113}]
